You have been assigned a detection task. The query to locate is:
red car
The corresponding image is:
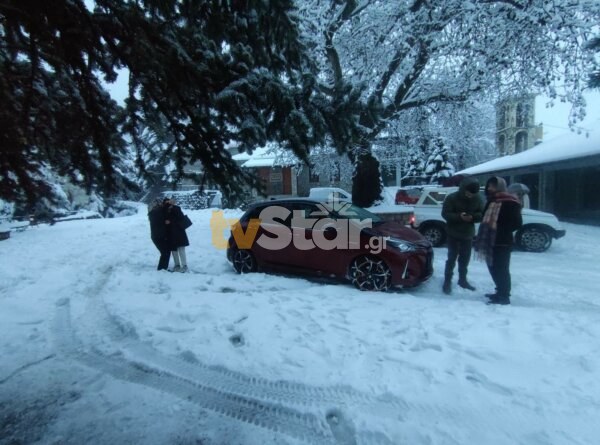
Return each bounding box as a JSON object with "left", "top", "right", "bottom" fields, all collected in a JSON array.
[
  {"left": 226, "top": 198, "right": 433, "bottom": 291},
  {"left": 395, "top": 188, "right": 421, "bottom": 205}
]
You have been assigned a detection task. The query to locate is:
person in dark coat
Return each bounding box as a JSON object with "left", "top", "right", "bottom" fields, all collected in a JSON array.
[
  {"left": 148, "top": 199, "right": 171, "bottom": 271},
  {"left": 164, "top": 197, "right": 190, "bottom": 273},
  {"left": 475, "top": 177, "right": 523, "bottom": 305},
  {"left": 441, "top": 176, "right": 484, "bottom": 294}
]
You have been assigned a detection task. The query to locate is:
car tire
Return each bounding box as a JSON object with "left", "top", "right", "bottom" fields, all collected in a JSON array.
[
  {"left": 350, "top": 255, "right": 392, "bottom": 291},
  {"left": 232, "top": 247, "right": 258, "bottom": 273},
  {"left": 419, "top": 223, "right": 447, "bottom": 247},
  {"left": 516, "top": 226, "right": 552, "bottom": 252}
]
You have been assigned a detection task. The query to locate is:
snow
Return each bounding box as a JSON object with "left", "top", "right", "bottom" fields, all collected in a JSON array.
[
  {"left": 457, "top": 129, "right": 600, "bottom": 175},
  {"left": 535, "top": 91, "right": 600, "bottom": 142},
  {"left": 1, "top": 204, "right": 600, "bottom": 444},
  {"left": 233, "top": 145, "right": 300, "bottom": 168}
]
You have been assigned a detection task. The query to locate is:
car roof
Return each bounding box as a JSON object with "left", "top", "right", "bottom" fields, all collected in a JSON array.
[{"left": 247, "top": 197, "right": 328, "bottom": 208}]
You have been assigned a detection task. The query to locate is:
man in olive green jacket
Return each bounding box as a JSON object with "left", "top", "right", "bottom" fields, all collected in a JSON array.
[{"left": 441, "top": 177, "right": 484, "bottom": 294}]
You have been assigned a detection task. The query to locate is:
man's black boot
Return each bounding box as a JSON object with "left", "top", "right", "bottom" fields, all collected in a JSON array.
[
  {"left": 442, "top": 277, "right": 452, "bottom": 295},
  {"left": 486, "top": 297, "right": 510, "bottom": 305},
  {"left": 458, "top": 279, "right": 476, "bottom": 291}
]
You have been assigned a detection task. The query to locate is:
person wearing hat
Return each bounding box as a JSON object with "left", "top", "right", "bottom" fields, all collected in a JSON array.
[{"left": 441, "top": 176, "right": 484, "bottom": 294}]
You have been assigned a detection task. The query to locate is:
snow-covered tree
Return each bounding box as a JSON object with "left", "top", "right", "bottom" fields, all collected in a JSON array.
[
  {"left": 403, "top": 150, "right": 427, "bottom": 185},
  {"left": 424, "top": 138, "right": 455, "bottom": 184},
  {"left": 588, "top": 36, "right": 600, "bottom": 89},
  {"left": 377, "top": 99, "right": 495, "bottom": 184},
  {"left": 1, "top": 0, "right": 336, "bottom": 207},
  {"left": 296, "top": 0, "right": 600, "bottom": 205}
]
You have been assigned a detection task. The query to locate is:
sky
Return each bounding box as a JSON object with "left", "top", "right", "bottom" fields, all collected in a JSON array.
[
  {"left": 535, "top": 90, "right": 600, "bottom": 141},
  {"left": 1, "top": 199, "right": 600, "bottom": 444}
]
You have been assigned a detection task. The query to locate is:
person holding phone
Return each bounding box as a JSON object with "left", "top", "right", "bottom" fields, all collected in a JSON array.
[{"left": 441, "top": 177, "right": 484, "bottom": 294}]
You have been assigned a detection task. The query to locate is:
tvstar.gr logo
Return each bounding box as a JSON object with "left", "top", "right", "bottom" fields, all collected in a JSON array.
[{"left": 210, "top": 201, "right": 389, "bottom": 254}]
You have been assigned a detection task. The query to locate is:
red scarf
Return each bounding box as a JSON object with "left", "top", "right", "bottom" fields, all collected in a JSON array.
[{"left": 475, "top": 192, "right": 521, "bottom": 265}]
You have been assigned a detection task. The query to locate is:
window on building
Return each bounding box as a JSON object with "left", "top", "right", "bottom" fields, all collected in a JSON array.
[
  {"left": 516, "top": 103, "right": 531, "bottom": 128},
  {"left": 498, "top": 134, "right": 506, "bottom": 154},
  {"left": 309, "top": 165, "right": 320, "bottom": 183},
  {"left": 515, "top": 132, "right": 528, "bottom": 153},
  {"left": 497, "top": 105, "right": 507, "bottom": 130},
  {"left": 330, "top": 163, "right": 341, "bottom": 182}
]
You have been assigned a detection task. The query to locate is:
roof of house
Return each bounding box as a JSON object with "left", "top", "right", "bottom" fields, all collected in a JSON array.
[
  {"left": 232, "top": 145, "right": 298, "bottom": 168},
  {"left": 457, "top": 130, "right": 600, "bottom": 175}
]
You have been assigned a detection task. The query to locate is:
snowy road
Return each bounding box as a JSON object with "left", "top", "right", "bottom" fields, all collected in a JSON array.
[{"left": 1, "top": 206, "right": 600, "bottom": 444}]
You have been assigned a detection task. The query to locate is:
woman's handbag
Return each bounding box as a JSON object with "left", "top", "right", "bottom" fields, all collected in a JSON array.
[{"left": 181, "top": 214, "right": 193, "bottom": 229}]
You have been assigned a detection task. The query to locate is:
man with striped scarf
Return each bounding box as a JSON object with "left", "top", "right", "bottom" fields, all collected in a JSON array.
[{"left": 475, "top": 177, "right": 523, "bottom": 305}]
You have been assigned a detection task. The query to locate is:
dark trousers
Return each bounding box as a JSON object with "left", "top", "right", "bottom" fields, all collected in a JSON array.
[
  {"left": 487, "top": 246, "right": 512, "bottom": 299},
  {"left": 445, "top": 236, "right": 473, "bottom": 281},
  {"left": 153, "top": 239, "right": 171, "bottom": 270}
]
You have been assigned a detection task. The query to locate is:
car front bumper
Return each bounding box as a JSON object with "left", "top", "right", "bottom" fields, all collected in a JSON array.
[{"left": 554, "top": 229, "right": 566, "bottom": 239}]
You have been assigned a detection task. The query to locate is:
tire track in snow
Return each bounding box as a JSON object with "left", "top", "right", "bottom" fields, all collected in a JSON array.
[
  {"left": 81, "top": 267, "right": 405, "bottom": 415},
  {"left": 54, "top": 298, "right": 344, "bottom": 445},
  {"left": 65, "top": 264, "right": 543, "bottom": 444}
]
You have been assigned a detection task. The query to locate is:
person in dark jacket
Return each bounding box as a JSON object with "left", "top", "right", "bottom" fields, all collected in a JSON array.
[
  {"left": 164, "top": 197, "right": 190, "bottom": 273},
  {"left": 148, "top": 199, "right": 171, "bottom": 271},
  {"left": 475, "top": 177, "right": 523, "bottom": 305},
  {"left": 441, "top": 176, "right": 484, "bottom": 294}
]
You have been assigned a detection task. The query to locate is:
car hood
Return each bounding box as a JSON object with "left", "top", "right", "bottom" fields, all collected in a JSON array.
[
  {"left": 522, "top": 208, "right": 556, "bottom": 219},
  {"left": 367, "top": 221, "right": 428, "bottom": 244},
  {"left": 521, "top": 208, "right": 563, "bottom": 230}
]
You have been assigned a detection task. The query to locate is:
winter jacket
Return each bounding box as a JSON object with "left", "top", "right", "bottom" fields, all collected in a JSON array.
[
  {"left": 484, "top": 195, "right": 523, "bottom": 246},
  {"left": 441, "top": 177, "right": 484, "bottom": 240},
  {"left": 148, "top": 205, "right": 168, "bottom": 248},
  {"left": 165, "top": 204, "right": 190, "bottom": 249}
]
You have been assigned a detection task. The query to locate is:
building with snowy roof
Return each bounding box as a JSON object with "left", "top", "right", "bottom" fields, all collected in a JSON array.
[{"left": 457, "top": 92, "right": 600, "bottom": 224}]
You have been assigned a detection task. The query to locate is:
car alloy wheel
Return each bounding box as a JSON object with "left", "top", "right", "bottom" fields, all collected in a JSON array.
[
  {"left": 350, "top": 255, "right": 392, "bottom": 291},
  {"left": 420, "top": 224, "right": 446, "bottom": 247},
  {"left": 232, "top": 247, "right": 257, "bottom": 273},
  {"left": 517, "top": 227, "right": 552, "bottom": 252}
]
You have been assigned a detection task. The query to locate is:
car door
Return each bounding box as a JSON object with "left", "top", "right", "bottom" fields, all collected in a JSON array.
[
  {"left": 288, "top": 202, "right": 347, "bottom": 276},
  {"left": 250, "top": 202, "right": 296, "bottom": 267}
]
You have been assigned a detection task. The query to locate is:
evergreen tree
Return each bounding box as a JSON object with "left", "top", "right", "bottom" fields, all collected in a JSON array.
[
  {"left": 403, "top": 151, "right": 426, "bottom": 185},
  {"left": 352, "top": 151, "right": 382, "bottom": 208},
  {"left": 0, "top": 0, "right": 128, "bottom": 205},
  {"left": 424, "top": 138, "right": 455, "bottom": 185},
  {"left": 0, "top": 0, "right": 334, "bottom": 207}
]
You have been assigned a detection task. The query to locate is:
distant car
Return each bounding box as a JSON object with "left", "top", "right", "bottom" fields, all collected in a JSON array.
[
  {"left": 160, "top": 189, "right": 222, "bottom": 210},
  {"left": 395, "top": 188, "right": 421, "bottom": 205},
  {"left": 227, "top": 198, "right": 433, "bottom": 291},
  {"left": 308, "top": 187, "right": 352, "bottom": 202},
  {"left": 409, "top": 186, "right": 566, "bottom": 252}
]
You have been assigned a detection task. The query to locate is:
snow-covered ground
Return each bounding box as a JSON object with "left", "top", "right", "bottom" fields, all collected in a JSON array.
[{"left": 1, "top": 205, "right": 600, "bottom": 445}]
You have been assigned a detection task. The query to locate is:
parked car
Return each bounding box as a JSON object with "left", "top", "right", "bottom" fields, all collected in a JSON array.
[
  {"left": 226, "top": 198, "right": 433, "bottom": 291},
  {"left": 408, "top": 186, "right": 566, "bottom": 252},
  {"left": 308, "top": 187, "right": 352, "bottom": 202},
  {"left": 395, "top": 188, "right": 421, "bottom": 205},
  {"left": 159, "top": 189, "right": 222, "bottom": 210}
]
